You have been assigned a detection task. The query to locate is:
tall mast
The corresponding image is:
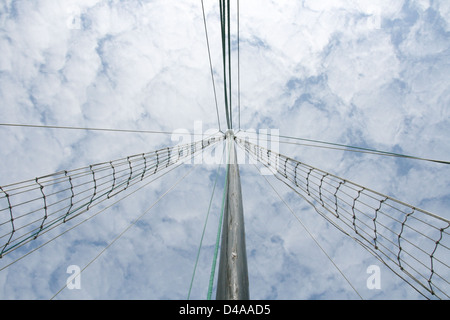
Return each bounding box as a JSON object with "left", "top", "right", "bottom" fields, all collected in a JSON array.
[{"left": 216, "top": 130, "right": 249, "bottom": 300}]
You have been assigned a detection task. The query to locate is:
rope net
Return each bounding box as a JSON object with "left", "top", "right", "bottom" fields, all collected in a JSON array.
[
  {"left": 236, "top": 137, "right": 450, "bottom": 300},
  {"left": 0, "top": 135, "right": 222, "bottom": 259}
]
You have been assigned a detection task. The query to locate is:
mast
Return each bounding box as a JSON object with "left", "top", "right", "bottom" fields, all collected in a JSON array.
[{"left": 216, "top": 130, "right": 249, "bottom": 300}]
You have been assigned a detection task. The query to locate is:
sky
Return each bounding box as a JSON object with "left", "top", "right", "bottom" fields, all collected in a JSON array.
[{"left": 0, "top": 0, "right": 449, "bottom": 300}]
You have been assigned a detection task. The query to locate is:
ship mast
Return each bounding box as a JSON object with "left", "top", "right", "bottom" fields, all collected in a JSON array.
[{"left": 216, "top": 129, "right": 249, "bottom": 300}]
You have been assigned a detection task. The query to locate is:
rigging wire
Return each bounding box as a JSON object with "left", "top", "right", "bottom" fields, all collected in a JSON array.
[
  {"left": 50, "top": 159, "right": 199, "bottom": 300},
  {"left": 237, "top": 0, "right": 241, "bottom": 131},
  {"left": 258, "top": 166, "right": 363, "bottom": 300},
  {"left": 219, "top": 0, "right": 236, "bottom": 130},
  {"left": 0, "top": 123, "right": 186, "bottom": 135},
  {"left": 187, "top": 141, "right": 225, "bottom": 299},
  {"left": 237, "top": 130, "right": 450, "bottom": 165},
  {"left": 227, "top": 0, "right": 232, "bottom": 129},
  {"left": 200, "top": 0, "right": 222, "bottom": 132},
  {"left": 219, "top": 0, "right": 231, "bottom": 129}
]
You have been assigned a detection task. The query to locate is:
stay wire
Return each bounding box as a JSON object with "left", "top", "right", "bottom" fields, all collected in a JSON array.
[
  {"left": 200, "top": 0, "right": 221, "bottom": 132},
  {"left": 237, "top": 0, "right": 241, "bottom": 131},
  {"left": 238, "top": 131, "right": 450, "bottom": 165},
  {"left": 227, "top": 0, "right": 232, "bottom": 129},
  {"left": 187, "top": 141, "right": 225, "bottom": 299},
  {"left": 50, "top": 153, "right": 200, "bottom": 300},
  {"left": 0, "top": 123, "right": 190, "bottom": 135},
  {"left": 219, "top": 0, "right": 231, "bottom": 129}
]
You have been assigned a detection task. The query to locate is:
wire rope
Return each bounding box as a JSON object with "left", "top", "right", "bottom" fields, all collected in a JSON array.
[
  {"left": 219, "top": 0, "right": 231, "bottom": 129},
  {"left": 0, "top": 123, "right": 222, "bottom": 137},
  {"left": 227, "top": 0, "right": 232, "bottom": 129},
  {"left": 187, "top": 141, "right": 225, "bottom": 299},
  {"left": 237, "top": 131, "right": 450, "bottom": 165},
  {"left": 237, "top": 0, "right": 241, "bottom": 131},
  {"left": 200, "top": 0, "right": 222, "bottom": 132}
]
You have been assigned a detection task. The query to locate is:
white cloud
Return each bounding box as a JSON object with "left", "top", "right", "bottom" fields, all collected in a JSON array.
[{"left": 0, "top": 0, "right": 449, "bottom": 300}]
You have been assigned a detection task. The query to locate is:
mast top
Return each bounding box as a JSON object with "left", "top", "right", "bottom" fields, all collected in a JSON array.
[{"left": 225, "top": 129, "right": 235, "bottom": 139}]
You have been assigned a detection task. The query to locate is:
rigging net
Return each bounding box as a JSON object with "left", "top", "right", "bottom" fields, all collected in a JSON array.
[
  {"left": 236, "top": 136, "right": 450, "bottom": 300},
  {"left": 0, "top": 134, "right": 223, "bottom": 260}
]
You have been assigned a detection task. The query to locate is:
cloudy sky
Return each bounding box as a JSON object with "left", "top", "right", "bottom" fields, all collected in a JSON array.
[{"left": 0, "top": 0, "right": 449, "bottom": 300}]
